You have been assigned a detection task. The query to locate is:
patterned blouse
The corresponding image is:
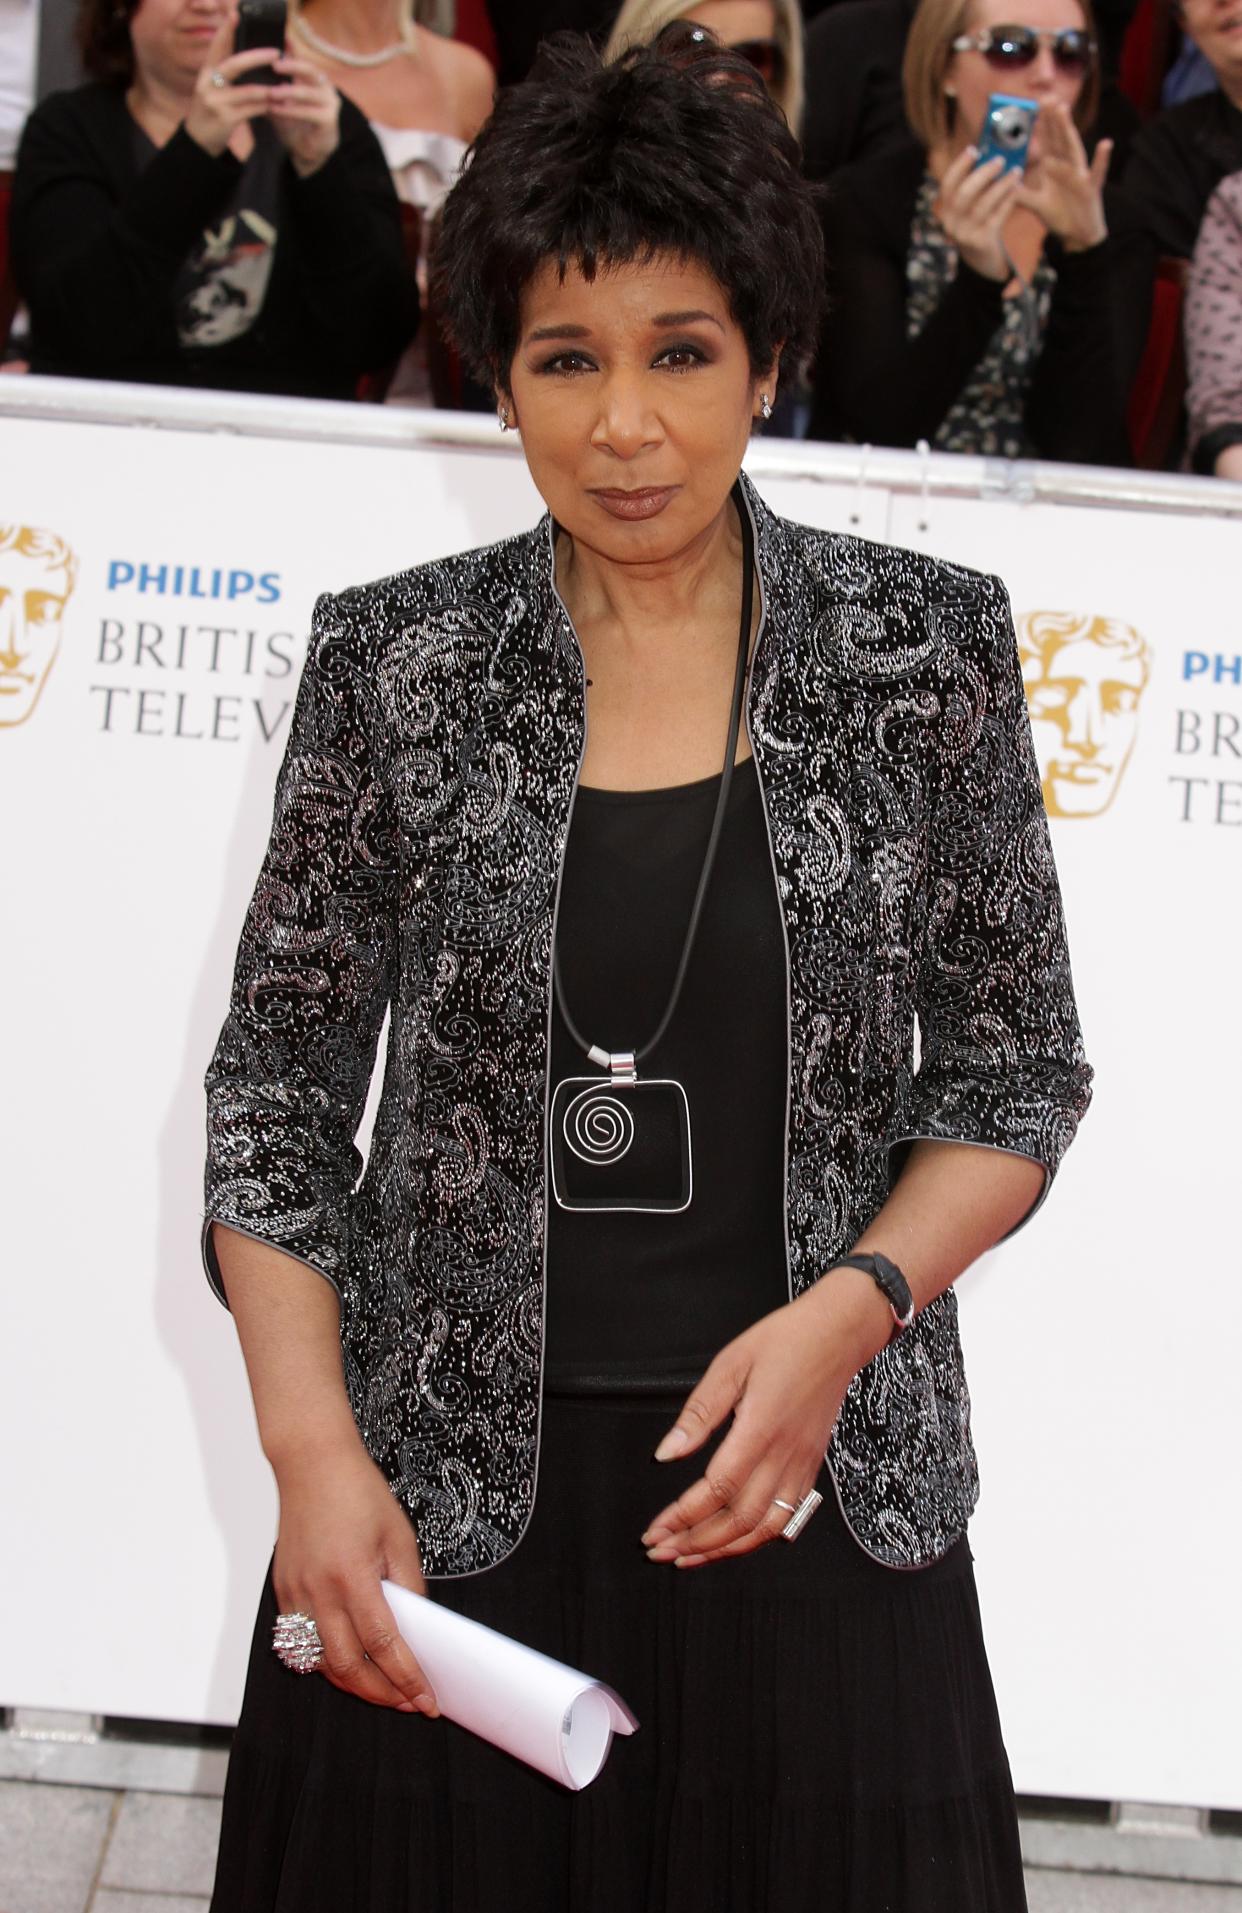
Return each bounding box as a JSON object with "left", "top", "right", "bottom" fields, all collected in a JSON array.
[{"left": 905, "top": 172, "right": 1055, "bottom": 458}]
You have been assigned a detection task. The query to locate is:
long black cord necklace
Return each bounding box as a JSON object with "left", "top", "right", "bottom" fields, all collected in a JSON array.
[{"left": 549, "top": 494, "right": 756, "bottom": 1214}]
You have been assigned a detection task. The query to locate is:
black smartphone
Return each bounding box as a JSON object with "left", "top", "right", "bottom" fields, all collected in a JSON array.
[
  {"left": 234, "top": 0, "right": 288, "bottom": 86},
  {"left": 975, "top": 94, "right": 1039, "bottom": 174}
]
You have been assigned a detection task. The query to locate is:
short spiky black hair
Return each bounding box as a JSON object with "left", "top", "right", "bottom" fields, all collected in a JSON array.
[{"left": 431, "top": 27, "right": 824, "bottom": 391}]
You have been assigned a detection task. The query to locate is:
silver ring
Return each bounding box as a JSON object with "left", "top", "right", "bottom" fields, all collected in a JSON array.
[
  {"left": 772, "top": 1497, "right": 798, "bottom": 1515},
  {"left": 210, "top": 69, "right": 228, "bottom": 88},
  {"left": 272, "top": 1609, "right": 323, "bottom": 1673},
  {"left": 780, "top": 1489, "right": 823, "bottom": 1543}
]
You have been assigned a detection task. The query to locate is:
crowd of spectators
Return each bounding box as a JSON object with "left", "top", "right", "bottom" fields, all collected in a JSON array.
[{"left": 1, "top": 0, "right": 1240, "bottom": 475}]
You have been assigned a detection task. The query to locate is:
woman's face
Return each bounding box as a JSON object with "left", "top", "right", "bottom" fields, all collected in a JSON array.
[
  {"left": 944, "top": 0, "right": 1090, "bottom": 153},
  {"left": 129, "top": 0, "right": 227, "bottom": 89},
  {"left": 506, "top": 253, "right": 776, "bottom": 570}
]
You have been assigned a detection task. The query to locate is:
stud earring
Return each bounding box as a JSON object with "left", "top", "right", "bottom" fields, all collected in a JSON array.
[{"left": 760, "top": 393, "right": 773, "bottom": 421}]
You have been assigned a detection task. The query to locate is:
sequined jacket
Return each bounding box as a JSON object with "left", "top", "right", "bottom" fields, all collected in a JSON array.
[{"left": 202, "top": 472, "right": 1092, "bottom": 1578}]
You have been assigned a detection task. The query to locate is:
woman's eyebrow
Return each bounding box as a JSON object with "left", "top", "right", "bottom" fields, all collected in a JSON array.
[
  {"left": 525, "top": 323, "right": 592, "bottom": 343},
  {"left": 650, "top": 309, "right": 725, "bottom": 331}
]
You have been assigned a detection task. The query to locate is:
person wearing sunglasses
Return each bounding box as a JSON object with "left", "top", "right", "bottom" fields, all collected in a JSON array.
[
  {"left": 808, "top": 0, "right": 1154, "bottom": 463},
  {"left": 604, "top": 0, "right": 804, "bottom": 134}
]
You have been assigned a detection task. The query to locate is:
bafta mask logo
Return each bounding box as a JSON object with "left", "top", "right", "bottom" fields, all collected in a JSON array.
[
  {"left": 1017, "top": 612, "right": 1151, "bottom": 819},
  {"left": 0, "top": 524, "right": 79, "bottom": 729}
]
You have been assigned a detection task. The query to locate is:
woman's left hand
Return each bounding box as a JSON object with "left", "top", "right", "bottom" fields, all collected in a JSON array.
[
  {"left": 1016, "top": 101, "right": 1111, "bottom": 252},
  {"left": 265, "top": 56, "right": 341, "bottom": 178},
  {"left": 641, "top": 1271, "right": 887, "bottom": 1567}
]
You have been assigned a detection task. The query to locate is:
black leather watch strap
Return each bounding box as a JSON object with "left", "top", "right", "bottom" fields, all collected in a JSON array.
[{"left": 831, "top": 1251, "right": 916, "bottom": 1339}]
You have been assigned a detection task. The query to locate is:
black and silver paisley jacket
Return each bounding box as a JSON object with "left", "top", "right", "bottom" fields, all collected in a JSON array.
[{"left": 203, "top": 472, "right": 1092, "bottom": 1578}]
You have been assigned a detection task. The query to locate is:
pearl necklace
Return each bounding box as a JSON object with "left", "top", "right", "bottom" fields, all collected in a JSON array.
[{"left": 291, "top": 12, "right": 414, "bottom": 67}]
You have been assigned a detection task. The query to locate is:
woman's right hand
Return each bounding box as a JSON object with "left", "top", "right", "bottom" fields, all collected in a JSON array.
[
  {"left": 272, "top": 1435, "right": 440, "bottom": 1716},
  {"left": 183, "top": 12, "right": 277, "bottom": 158},
  {"left": 934, "top": 147, "right": 1025, "bottom": 283}
]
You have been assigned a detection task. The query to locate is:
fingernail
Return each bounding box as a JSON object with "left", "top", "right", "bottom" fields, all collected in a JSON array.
[
  {"left": 653, "top": 1428, "right": 688, "bottom": 1462},
  {"left": 398, "top": 1700, "right": 418, "bottom": 1712},
  {"left": 646, "top": 1543, "right": 678, "bottom": 1562},
  {"left": 674, "top": 1554, "right": 705, "bottom": 1569}
]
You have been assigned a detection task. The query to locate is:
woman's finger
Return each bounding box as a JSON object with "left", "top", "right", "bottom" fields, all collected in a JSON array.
[
  {"left": 648, "top": 1449, "right": 794, "bottom": 1561},
  {"left": 644, "top": 1392, "right": 783, "bottom": 1543},
  {"left": 1089, "top": 138, "right": 1114, "bottom": 191},
  {"left": 217, "top": 45, "right": 289, "bottom": 79},
  {"left": 652, "top": 1351, "right": 745, "bottom": 1464},
  {"left": 346, "top": 1583, "right": 439, "bottom": 1715},
  {"left": 312, "top": 1603, "right": 415, "bottom": 1709}
]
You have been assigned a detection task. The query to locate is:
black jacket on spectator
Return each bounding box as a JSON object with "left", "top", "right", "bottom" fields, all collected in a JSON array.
[
  {"left": 1123, "top": 88, "right": 1242, "bottom": 259},
  {"left": 12, "top": 82, "right": 419, "bottom": 398},
  {"left": 809, "top": 142, "right": 1153, "bottom": 464}
]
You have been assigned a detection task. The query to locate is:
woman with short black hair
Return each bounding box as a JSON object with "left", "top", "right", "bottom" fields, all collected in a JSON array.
[{"left": 205, "top": 29, "right": 1090, "bottom": 1911}]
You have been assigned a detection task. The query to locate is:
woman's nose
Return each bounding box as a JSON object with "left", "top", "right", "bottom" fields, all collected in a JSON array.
[{"left": 590, "top": 376, "right": 662, "bottom": 456}]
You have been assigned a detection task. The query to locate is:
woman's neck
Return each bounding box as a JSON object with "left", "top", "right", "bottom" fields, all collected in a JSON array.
[
  {"left": 298, "top": 0, "right": 411, "bottom": 54},
  {"left": 126, "top": 67, "right": 194, "bottom": 142},
  {"left": 556, "top": 498, "right": 743, "bottom": 652}
]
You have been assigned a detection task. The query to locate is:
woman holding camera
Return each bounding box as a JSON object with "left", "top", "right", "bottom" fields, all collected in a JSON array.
[
  {"left": 203, "top": 29, "right": 1091, "bottom": 1911},
  {"left": 11, "top": 0, "right": 417, "bottom": 396},
  {"left": 808, "top": 0, "right": 1152, "bottom": 462}
]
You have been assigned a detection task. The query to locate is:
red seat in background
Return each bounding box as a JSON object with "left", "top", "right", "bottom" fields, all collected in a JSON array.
[{"left": 1127, "top": 255, "right": 1190, "bottom": 469}]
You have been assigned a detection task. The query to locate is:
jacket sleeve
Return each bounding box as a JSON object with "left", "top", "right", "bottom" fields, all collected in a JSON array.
[
  {"left": 897, "top": 571, "right": 1093, "bottom": 1220},
  {"left": 12, "top": 96, "right": 241, "bottom": 368},
  {"left": 1024, "top": 198, "right": 1155, "bottom": 467},
  {"left": 202, "top": 590, "right": 398, "bottom": 1306},
  {"left": 279, "top": 96, "right": 420, "bottom": 377}
]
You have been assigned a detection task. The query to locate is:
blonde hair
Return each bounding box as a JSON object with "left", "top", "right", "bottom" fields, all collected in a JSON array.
[
  {"left": 902, "top": 0, "right": 1100, "bottom": 151},
  {"left": 604, "top": 1, "right": 804, "bottom": 135}
]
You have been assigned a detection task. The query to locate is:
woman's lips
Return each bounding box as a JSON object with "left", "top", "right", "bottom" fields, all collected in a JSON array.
[{"left": 587, "top": 486, "right": 679, "bottom": 521}]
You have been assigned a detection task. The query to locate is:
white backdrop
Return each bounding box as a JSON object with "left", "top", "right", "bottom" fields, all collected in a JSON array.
[{"left": 2, "top": 383, "right": 1239, "bottom": 1810}]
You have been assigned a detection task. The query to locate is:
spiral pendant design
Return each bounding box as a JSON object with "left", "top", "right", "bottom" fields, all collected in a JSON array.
[{"left": 562, "top": 1086, "right": 636, "bottom": 1165}]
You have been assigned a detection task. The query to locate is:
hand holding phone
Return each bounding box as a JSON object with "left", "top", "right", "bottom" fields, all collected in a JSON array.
[
  {"left": 933, "top": 141, "right": 1025, "bottom": 283},
  {"left": 184, "top": 9, "right": 284, "bottom": 158}
]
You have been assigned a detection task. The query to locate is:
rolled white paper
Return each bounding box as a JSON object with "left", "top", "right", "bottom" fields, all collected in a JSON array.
[{"left": 381, "top": 1578, "right": 638, "bottom": 1790}]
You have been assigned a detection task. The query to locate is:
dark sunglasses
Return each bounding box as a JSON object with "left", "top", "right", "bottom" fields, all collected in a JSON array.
[
  {"left": 679, "top": 23, "right": 787, "bottom": 90},
  {"left": 731, "top": 37, "right": 788, "bottom": 88},
  {"left": 950, "top": 24, "right": 1097, "bottom": 70}
]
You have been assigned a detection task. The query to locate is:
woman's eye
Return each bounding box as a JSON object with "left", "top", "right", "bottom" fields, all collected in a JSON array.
[
  {"left": 656, "top": 345, "right": 706, "bottom": 371},
  {"left": 538, "top": 352, "right": 594, "bottom": 377}
]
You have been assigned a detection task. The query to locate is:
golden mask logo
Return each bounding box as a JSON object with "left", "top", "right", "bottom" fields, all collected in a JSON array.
[
  {"left": 1017, "top": 612, "right": 1151, "bottom": 819},
  {"left": 0, "top": 524, "right": 79, "bottom": 729}
]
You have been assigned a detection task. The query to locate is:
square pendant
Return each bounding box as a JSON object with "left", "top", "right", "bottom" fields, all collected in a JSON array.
[{"left": 549, "top": 1077, "right": 693, "bottom": 1213}]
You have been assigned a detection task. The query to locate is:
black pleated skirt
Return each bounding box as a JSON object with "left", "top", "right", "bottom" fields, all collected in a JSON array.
[{"left": 211, "top": 1393, "right": 1028, "bottom": 1912}]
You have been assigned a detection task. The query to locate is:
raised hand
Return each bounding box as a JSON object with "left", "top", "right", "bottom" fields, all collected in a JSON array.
[
  {"left": 184, "top": 12, "right": 278, "bottom": 158},
  {"left": 265, "top": 54, "right": 342, "bottom": 178},
  {"left": 1017, "top": 101, "right": 1111, "bottom": 252},
  {"left": 933, "top": 146, "right": 1026, "bottom": 283}
]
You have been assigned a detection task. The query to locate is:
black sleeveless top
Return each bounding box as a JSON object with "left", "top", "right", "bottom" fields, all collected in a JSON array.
[{"left": 544, "top": 756, "right": 790, "bottom": 1393}]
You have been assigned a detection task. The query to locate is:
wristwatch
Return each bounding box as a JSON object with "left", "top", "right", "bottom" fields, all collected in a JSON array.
[{"left": 830, "top": 1251, "right": 915, "bottom": 1341}]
